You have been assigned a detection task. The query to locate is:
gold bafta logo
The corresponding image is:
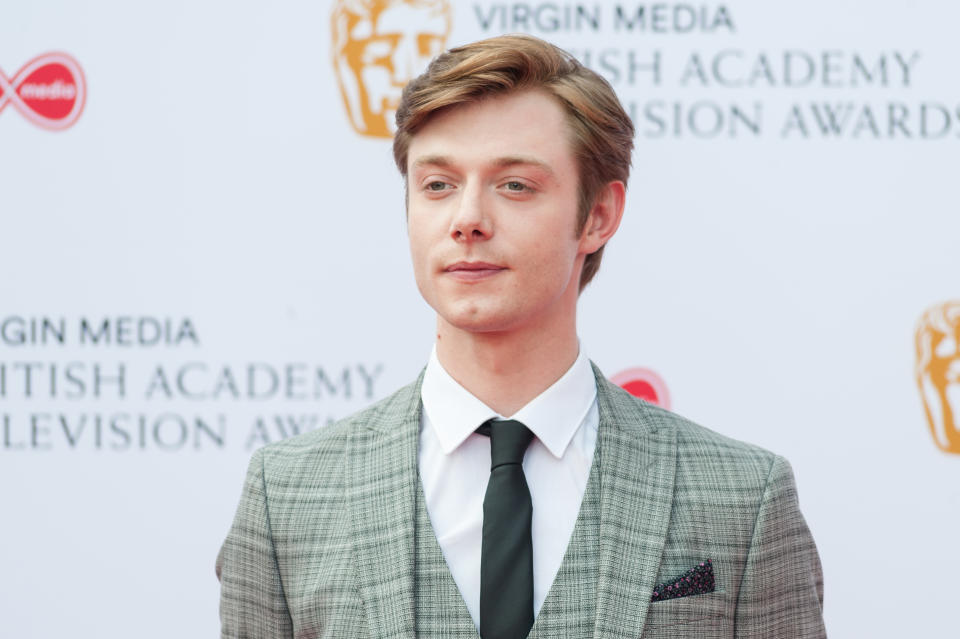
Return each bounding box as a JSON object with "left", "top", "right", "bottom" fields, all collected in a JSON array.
[
  {"left": 331, "top": 0, "right": 452, "bottom": 138},
  {"left": 915, "top": 300, "right": 960, "bottom": 454}
]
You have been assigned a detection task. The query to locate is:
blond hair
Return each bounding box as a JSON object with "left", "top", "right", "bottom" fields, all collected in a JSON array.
[{"left": 393, "top": 34, "right": 634, "bottom": 289}]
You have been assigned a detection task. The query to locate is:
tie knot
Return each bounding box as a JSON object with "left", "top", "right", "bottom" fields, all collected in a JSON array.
[{"left": 479, "top": 419, "right": 534, "bottom": 469}]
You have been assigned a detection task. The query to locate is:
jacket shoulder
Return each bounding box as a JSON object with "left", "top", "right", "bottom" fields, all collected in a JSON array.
[
  {"left": 598, "top": 374, "right": 782, "bottom": 489},
  {"left": 253, "top": 375, "right": 421, "bottom": 478}
]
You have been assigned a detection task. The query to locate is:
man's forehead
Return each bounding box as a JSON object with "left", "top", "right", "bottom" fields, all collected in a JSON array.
[{"left": 413, "top": 90, "right": 570, "bottom": 141}]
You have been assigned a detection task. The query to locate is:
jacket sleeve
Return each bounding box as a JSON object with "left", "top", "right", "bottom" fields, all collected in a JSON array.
[
  {"left": 734, "top": 455, "right": 826, "bottom": 638},
  {"left": 216, "top": 448, "right": 294, "bottom": 639}
]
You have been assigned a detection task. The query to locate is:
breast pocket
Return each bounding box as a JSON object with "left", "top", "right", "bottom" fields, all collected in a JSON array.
[{"left": 641, "top": 591, "right": 731, "bottom": 638}]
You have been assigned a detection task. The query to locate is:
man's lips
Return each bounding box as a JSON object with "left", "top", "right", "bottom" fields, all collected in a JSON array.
[{"left": 443, "top": 261, "right": 506, "bottom": 281}]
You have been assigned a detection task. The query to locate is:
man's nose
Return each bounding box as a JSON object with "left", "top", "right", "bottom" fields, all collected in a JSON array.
[{"left": 449, "top": 185, "right": 492, "bottom": 242}]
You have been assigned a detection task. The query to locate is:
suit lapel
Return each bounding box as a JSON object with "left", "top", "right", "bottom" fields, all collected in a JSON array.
[
  {"left": 592, "top": 367, "right": 678, "bottom": 638},
  {"left": 348, "top": 374, "right": 424, "bottom": 639}
]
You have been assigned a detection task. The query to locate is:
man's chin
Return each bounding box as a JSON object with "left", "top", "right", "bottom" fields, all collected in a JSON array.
[{"left": 437, "top": 306, "right": 518, "bottom": 336}]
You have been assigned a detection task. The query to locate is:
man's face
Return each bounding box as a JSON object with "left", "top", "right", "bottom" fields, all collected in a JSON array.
[
  {"left": 333, "top": 0, "right": 450, "bottom": 137},
  {"left": 406, "top": 90, "right": 592, "bottom": 336}
]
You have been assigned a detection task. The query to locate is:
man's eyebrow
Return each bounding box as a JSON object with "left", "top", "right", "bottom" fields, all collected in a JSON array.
[
  {"left": 411, "top": 155, "right": 452, "bottom": 170},
  {"left": 492, "top": 156, "right": 556, "bottom": 177},
  {"left": 411, "top": 154, "right": 556, "bottom": 177}
]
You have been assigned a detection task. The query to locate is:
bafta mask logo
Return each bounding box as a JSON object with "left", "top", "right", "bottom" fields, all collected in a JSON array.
[
  {"left": 915, "top": 300, "right": 960, "bottom": 454},
  {"left": 331, "top": 0, "right": 452, "bottom": 138}
]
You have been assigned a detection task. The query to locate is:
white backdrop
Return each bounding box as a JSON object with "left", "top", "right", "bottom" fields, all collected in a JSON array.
[{"left": 1, "top": 1, "right": 958, "bottom": 637}]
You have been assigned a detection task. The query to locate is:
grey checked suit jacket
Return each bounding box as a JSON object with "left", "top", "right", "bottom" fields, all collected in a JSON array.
[{"left": 217, "top": 366, "right": 826, "bottom": 638}]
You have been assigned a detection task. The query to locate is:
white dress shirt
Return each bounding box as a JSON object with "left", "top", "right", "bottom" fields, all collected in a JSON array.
[{"left": 418, "top": 346, "right": 599, "bottom": 629}]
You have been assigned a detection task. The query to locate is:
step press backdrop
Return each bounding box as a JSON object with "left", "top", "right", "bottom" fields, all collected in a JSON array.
[{"left": 1, "top": 1, "right": 958, "bottom": 637}]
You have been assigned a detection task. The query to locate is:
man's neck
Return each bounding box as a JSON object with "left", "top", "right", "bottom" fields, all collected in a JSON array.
[{"left": 434, "top": 319, "right": 580, "bottom": 417}]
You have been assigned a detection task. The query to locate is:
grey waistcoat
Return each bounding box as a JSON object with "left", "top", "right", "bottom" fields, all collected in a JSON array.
[{"left": 413, "top": 448, "right": 603, "bottom": 639}]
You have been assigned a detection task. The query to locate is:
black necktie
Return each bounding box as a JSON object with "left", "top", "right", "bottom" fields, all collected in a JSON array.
[{"left": 476, "top": 418, "right": 535, "bottom": 639}]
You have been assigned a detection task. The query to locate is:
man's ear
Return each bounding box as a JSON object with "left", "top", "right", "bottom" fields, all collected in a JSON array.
[{"left": 578, "top": 180, "right": 626, "bottom": 255}]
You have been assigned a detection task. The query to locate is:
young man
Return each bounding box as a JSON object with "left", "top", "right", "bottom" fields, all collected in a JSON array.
[{"left": 217, "top": 35, "right": 826, "bottom": 638}]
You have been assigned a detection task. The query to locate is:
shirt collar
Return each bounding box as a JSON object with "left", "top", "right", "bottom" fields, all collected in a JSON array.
[{"left": 420, "top": 345, "right": 597, "bottom": 459}]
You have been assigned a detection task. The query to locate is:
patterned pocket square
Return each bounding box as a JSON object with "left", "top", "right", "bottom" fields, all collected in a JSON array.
[{"left": 650, "top": 559, "right": 715, "bottom": 602}]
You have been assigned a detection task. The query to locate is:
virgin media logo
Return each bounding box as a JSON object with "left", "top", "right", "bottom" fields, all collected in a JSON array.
[
  {"left": 610, "top": 367, "right": 671, "bottom": 410},
  {"left": 0, "top": 52, "right": 86, "bottom": 130}
]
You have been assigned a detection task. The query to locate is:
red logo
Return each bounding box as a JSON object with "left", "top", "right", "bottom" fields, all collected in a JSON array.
[
  {"left": 610, "top": 368, "right": 672, "bottom": 410},
  {"left": 0, "top": 52, "right": 86, "bottom": 130}
]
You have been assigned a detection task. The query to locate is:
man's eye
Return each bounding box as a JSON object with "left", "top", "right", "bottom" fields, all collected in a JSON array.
[
  {"left": 505, "top": 181, "right": 527, "bottom": 192},
  {"left": 426, "top": 181, "right": 448, "bottom": 191}
]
